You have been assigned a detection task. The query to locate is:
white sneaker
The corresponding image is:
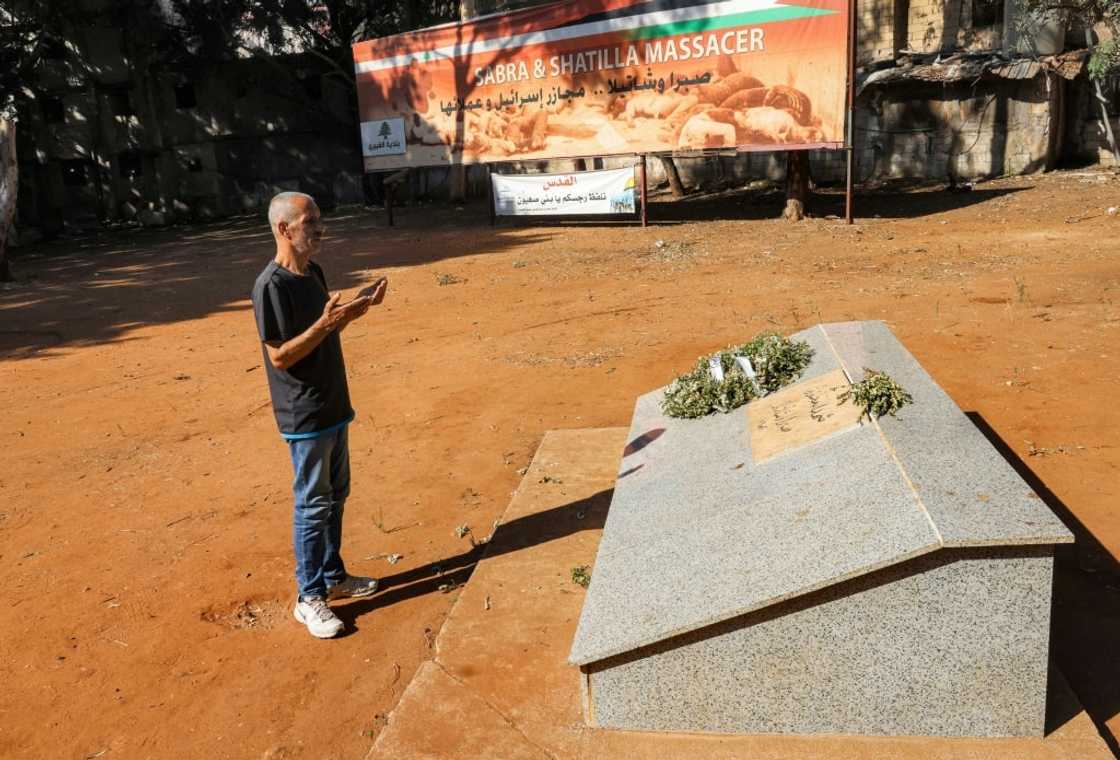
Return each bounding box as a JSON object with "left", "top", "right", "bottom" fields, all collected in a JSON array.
[
  {"left": 293, "top": 597, "right": 344, "bottom": 638},
  {"left": 326, "top": 575, "right": 379, "bottom": 600}
]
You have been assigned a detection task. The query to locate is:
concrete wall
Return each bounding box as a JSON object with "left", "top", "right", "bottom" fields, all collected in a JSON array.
[
  {"left": 857, "top": 0, "right": 899, "bottom": 64},
  {"left": 844, "top": 74, "right": 1058, "bottom": 181},
  {"left": 905, "top": 0, "right": 1006, "bottom": 54}
]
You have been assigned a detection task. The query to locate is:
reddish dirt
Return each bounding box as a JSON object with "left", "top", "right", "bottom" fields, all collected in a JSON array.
[{"left": 1, "top": 171, "right": 1118, "bottom": 759}]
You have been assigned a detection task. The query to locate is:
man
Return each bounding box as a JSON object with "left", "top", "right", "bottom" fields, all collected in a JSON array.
[{"left": 251, "top": 192, "right": 388, "bottom": 638}]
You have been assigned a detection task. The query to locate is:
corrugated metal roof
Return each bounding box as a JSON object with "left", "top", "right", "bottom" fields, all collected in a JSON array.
[{"left": 859, "top": 49, "right": 1088, "bottom": 94}]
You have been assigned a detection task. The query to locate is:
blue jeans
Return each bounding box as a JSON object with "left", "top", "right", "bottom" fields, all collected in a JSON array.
[{"left": 287, "top": 425, "right": 350, "bottom": 600}]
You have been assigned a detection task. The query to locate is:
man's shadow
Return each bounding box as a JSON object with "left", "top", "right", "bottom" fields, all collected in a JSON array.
[{"left": 333, "top": 487, "right": 613, "bottom": 625}]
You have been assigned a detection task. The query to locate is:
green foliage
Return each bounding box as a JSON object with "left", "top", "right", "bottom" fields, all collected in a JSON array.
[
  {"left": 743, "top": 333, "right": 816, "bottom": 393},
  {"left": 1020, "top": 0, "right": 1120, "bottom": 80},
  {"left": 838, "top": 369, "right": 914, "bottom": 422},
  {"left": 1088, "top": 38, "right": 1120, "bottom": 81},
  {"left": 571, "top": 565, "right": 591, "bottom": 588},
  {"left": 660, "top": 333, "right": 814, "bottom": 419},
  {"left": 169, "top": 0, "right": 458, "bottom": 65},
  {"left": 0, "top": 0, "right": 459, "bottom": 114}
]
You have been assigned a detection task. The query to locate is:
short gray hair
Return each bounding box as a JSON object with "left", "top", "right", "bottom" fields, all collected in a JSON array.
[{"left": 268, "top": 191, "right": 315, "bottom": 230}]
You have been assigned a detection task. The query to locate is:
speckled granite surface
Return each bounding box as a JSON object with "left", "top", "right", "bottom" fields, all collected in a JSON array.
[
  {"left": 570, "top": 322, "right": 1072, "bottom": 667},
  {"left": 569, "top": 322, "right": 1072, "bottom": 736},
  {"left": 821, "top": 321, "right": 1074, "bottom": 548},
  {"left": 571, "top": 412, "right": 941, "bottom": 665},
  {"left": 586, "top": 546, "right": 1054, "bottom": 737}
]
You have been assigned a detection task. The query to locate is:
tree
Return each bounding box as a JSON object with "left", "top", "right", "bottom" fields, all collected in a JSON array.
[
  {"left": 0, "top": 119, "right": 16, "bottom": 282},
  {"left": 0, "top": 1, "right": 76, "bottom": 277},
  {"left": 1017, "top": 0, "right": 1118, "bottom": 81},
  {"left": 782, "top": 150, "right": 810, "bottom": 222},
  {"left": 0, "top": 0, "right": 213, "bottom": 241},
  {"left": 168, "top": 0, "right": 460, "bottom": 197},
  {"left": 168, "top": 0, "right": 457, "bottom": 95},
  {"left": 1019, "top": 0, "right": 1120, "bottom": 162},
  {"left": 0, "top": 0, "right": 459, "bottom": 236},
  {"left": 660, "top": 156, "right": 686, "bottom": 197}
]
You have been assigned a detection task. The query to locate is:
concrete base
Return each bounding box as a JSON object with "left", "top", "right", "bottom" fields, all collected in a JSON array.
[{"left": 367, "top": 428, "right": 1112, "bottom": 760}]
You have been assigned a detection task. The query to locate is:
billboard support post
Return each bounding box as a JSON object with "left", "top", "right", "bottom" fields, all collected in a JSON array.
[
  {"left": 385, "top": 177, "right": 394, "bottom": 227},
  {"left": 639, "top": 155, "right": 648, "bottom": 228},
  {"left": 486, "top": 164, "right": 496, "bottom": 227},
  {"left": 845, "top": 0, "right": 857, "bottom": 225}
]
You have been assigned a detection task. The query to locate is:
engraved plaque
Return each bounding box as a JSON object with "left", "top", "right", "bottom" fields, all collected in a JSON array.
[{"left": 747, "top": 368, "right": 863, "bottom": 462}]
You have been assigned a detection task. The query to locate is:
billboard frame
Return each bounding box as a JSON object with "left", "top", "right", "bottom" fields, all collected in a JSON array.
[{"left": 360, "top": 0, "right": 859, "bottom": 225}]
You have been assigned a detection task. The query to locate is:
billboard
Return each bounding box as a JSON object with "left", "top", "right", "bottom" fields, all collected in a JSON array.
[{"left": 353, "top": 0, "right": 850, "bottom": 172}]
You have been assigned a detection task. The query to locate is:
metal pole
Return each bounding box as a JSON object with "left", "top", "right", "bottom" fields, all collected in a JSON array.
[
  {"left": 486, "top": 164, "right": 496, "bottom": 226},
  {"left": 639, "top": 155, "right": 648, "bottom": 227},
  {"left": 845, "top": 0, "right": 857, "bottom": 225},
  {"left": 385, "top": 176, "right": 394, "bottom": 227}
]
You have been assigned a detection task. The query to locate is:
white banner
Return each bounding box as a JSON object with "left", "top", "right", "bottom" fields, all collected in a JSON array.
[{"left": 492, "top": 166, "right": 637, "bottom": 217}]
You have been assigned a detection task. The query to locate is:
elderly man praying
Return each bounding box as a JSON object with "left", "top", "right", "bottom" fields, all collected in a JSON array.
[{"left": 251, "top": 191, "right": 388, "bottom": 638}]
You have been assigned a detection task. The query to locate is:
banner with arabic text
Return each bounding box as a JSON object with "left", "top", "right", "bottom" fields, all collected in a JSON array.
[
  {"left": 352, "top": 0, "right": 849, "bottom": 171},
  {"left": 492, "top": 166, "right": 637, "bottom": 216}
]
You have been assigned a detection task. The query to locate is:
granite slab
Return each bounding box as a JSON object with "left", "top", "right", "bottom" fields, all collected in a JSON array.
[
  {"left": 819, "top": 321, "right": 1074, "bottom": 547},
  {"left": 569, "top": 321, "right": 1073, "bottom": 667},
  {"left": 586, "top": 546, "right": 1054, "bottom": 736}
]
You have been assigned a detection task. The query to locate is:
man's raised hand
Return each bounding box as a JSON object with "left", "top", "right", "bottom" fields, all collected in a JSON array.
[
  {"left": 318, "top": 292, "right": 356, "bottom": 333},
  {"left": 356, "top": 276, "right": 388, "bottom": 305}
]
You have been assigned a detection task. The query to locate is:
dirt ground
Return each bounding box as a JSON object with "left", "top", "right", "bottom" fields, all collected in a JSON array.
[{"left": 2, "top": 171, "right": 1118, "bottom": 760}]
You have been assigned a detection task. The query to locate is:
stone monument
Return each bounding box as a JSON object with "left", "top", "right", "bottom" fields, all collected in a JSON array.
[{"left": 568, "top": 320, "right": 1073, "bottom": 737}]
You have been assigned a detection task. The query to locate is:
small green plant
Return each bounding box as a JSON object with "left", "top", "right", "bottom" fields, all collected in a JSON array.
[
  {"left": 571, "top": 565, "right": 592, "bottom": 588},
  {"left": 661, "top": 333, "right": 814, "bottom": 418},
  {"left": 839, "top": 369, "right": 914, "bottom": 422}
]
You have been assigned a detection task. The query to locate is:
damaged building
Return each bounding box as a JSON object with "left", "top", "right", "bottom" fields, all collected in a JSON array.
[{"left": 826, "top": 0, "right": 1116, "bottom": 182}]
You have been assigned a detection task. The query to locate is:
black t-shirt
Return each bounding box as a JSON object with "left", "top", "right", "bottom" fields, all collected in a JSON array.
[{"left": 251, "top": 260, "right": 353, "bottom": 438}]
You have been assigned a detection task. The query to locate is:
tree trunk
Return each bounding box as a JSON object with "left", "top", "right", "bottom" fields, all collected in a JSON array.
[
  {"left": 0, "top": 119, "right": 17, "bottom": 282},
  {"left": 449, "top": 163, "right": 468, "bottom": 203},
  {"left": 659, "top": 156, "right": 685, "bottom": 197},
  {"left": 782, "top": 150, "right": 810, "bottom": 222},
  {"left": 1086, "top": 29, "right": 1120, "bottom": 165}
]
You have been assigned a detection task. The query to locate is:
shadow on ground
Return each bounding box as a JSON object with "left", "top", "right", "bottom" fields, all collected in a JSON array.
[
  {"left": 0, "top": 207, "right": 546, "bottom": 360},
  {"left": 487, "top": 184, "right": 1029, "bottom": 228},
  {"left": 333, "top": 487, "right": 612, "bottom": 629},
  {"left": 0, "top": 182, "right": 1027, "bottom": 359},
  {"left": 641, "top": 184, "right": 1028, "bottom": 224},
  {"left": 968, "top": 412, "right": 1120, "bottom": 754}
]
